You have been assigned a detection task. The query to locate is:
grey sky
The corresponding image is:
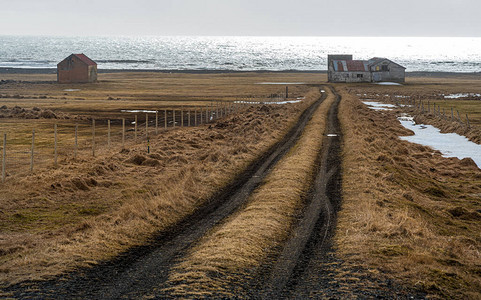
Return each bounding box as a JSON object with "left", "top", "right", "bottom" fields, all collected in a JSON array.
[{"left": 1, "top": 0, "right": 480, "bottom": 36}]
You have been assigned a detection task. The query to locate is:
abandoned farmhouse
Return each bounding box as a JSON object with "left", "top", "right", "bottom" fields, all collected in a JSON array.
[
  {"left": 327, "top": 54, "right": 406, "bottom": 83},
  {"left": 57, "top": 54, "right": 98, "bottom": 84}
]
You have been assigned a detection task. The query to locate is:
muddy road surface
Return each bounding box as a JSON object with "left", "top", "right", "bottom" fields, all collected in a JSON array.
[
  {"left": 249, "top": 85, "right": 342, "bottom": 298},
  {"left": 256, "top": 86, "right": 425, "bottom": 299},
  {"left": 7, "top": 89, "right": 327, "bottom": 299}
]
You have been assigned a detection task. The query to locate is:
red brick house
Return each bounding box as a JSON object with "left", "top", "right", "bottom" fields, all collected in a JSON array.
[{"left": 57, "top": 54, "right": 97, "bottom": 83}]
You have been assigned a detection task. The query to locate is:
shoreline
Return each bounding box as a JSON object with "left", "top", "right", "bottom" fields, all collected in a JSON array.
[{"left": 1, "top": 67, "right": 480, "bottom": 78}]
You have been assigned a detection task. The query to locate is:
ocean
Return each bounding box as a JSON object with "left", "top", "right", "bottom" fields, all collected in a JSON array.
[{"left": 1, "top": 36, "right": 480, "bottom": 73}]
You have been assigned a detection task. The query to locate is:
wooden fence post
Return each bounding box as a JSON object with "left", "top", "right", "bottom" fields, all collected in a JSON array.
[
  {"left": 146, "top": 113, "right": 149, "bottom": 137},
  {"left": 451, "top": 108, "right": 454, "bottom": 121},
  {"left": 188, "top": 110, "right": 191, "bottom": 127},
  {"left": 108, "top": 120, "right": 111, "bottom": 149},
  {"left": 200, "top": 108, "right": 203, "bottom": 124},
  {"left": 122, "top": 118, "right": 125, "bottom": 148},
  {"left": 2, "top": 133, "right": 5, "bottom": 183},
  {"left": 135, "top": 115, "right": 138, "bottom": 140},
  {"left": 30, "top": 129, "right": 35, "bottom": 172},
  {"left": 173, "top": 110, "right": 176, "bottom": 128},
  {"left": 92, "top": 119, "right": 96, "bottom": 157},
  {"left": 164, "top": 110, "right": 167, "bottom": 130},
  {"left": 54, "top": 123, "right": 58, "bottom": 166},
  {"left": 466, "top": 114, "right": 471, "bottom": 128},
  {"left": 155, "top": 111, "right": 158, "bottom": 134},
  {"left": 457, "top": 110, "right": 462, "bottom": 123},
  {"left": 75, "top": 124, "right": 78, "bottom": 159},
  {"left": 181, "top": 107, "right": 184, "bottom": 127}
]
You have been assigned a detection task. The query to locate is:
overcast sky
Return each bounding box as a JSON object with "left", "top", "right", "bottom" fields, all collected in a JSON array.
[{"left": 1, "top": 0, "right": 480, "bottom": 36}]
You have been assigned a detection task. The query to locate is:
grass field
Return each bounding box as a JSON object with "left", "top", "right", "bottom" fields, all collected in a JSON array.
[
  {"left": 1, "top": 72, "right": 481, "bottom": 298},
  {"left": 335, "top": 87, "right": 481, "bottom": 299},
  {"left": 0, "top": 72, "right": 321, "bottom": 286},
  {"left": 0, "top": 72, "right": 323, "bottom": 178}
]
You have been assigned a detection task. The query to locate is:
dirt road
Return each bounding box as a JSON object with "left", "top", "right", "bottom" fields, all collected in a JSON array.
[
  {"left": 256, "top": 85, "right": 342, "bottom": 298},
  {"left": 7, "top": 88, "right": 328, "bottom": 299}
]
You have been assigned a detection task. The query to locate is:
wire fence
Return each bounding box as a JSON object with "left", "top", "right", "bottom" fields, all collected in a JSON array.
[
  {"left": 393, "top": 97, "right": 472, "bottom": 127},
  {"left": 1, "top": 95, "right": 290, "bottom": 183}
]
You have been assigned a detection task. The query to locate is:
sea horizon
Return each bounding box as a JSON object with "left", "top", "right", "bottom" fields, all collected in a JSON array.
[{"left": 1, "top": 35, "right": 480, "bottom": 73}]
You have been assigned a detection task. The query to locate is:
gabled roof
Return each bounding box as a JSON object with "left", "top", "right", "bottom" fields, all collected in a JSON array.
[
  {"left": 73, "top": 54, "right": 97, "bottom": 66},
  {"left": 368, "top": 57, "right": 406, "bottom": 69},
  {"left": 331, "top": 57, "right": 406, "bottom": 72}
]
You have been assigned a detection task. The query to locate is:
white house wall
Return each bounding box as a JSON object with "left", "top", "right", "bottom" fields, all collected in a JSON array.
[
  {"left": 329, "top": 71, "right": 372, "bottom": 83},
  {"left": 370, "top": 61, "right": 405, "bottom": 83}
]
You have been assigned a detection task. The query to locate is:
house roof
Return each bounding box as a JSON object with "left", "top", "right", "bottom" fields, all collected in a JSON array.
[
  {"left": 368, "top": 57, "right": 406, "bottom": 69},
  {"left": 332, "top": 60, "right": 369, "bottom": 72},
  {"left": 71, "top": 54, "right": 97, "bottom": 66},
  {"left": 331, "top": 57, "right": 406, "bottom": 71}
]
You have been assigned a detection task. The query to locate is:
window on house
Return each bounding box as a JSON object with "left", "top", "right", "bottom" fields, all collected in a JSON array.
[
  {"left": 357, "top": 74, "right": 363, "bottom": 78},
  {"left": 382, "top": 65, "right": 389, "bottom": 71}
]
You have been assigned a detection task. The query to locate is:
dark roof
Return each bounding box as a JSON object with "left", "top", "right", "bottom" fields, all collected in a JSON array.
[
  {"left": 73, "top": 54, "right": 97, "bottom": 66},
  {"left": 332, "top": 59, "right": 369, "bottom": 72}
]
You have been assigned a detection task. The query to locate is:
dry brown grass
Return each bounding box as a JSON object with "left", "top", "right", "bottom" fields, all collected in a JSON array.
[
  {"left": 0, "top": 72, "right": 321, "bottom": 177},
  {"left": 160, "top": 89, "right": 333, "bottom": 297},
  {"left": 0, "top": 72, "right": 323, "bottom": 116},
  {"left": 346, "top": 75, "right": 481, "bottom": 143},
  {"left": 0, "top": 73, "right": 321, "bottom": 287},
  {"left": 335, "top": 88, "right": 481, "bottom": 299}
]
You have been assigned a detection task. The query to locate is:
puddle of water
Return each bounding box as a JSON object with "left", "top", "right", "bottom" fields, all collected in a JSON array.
[
  {"left": 444, "top": 93, "right": 481, "bottom": 99},
  {"left": 256, "top": 82, "right": 305, "bottom": 85},
  {"left": 63, "top": 89, "right": 81, "bottom": 92},
  {"left": 398, "top": 113, "right": 413, "bottom": 122},
  {"left": 376, "top": 82, "right": 402, "bottom": 86},
  {"left": 234, "top": 100, "right": 302, "bottom": 105},
  {"left": 121, "top": 110, "right": 157, "bottom": 113},
  {"left": 362, "top": 101, "right": 396, "bottom": 108},
  {"left": 399, "top": 118, "right": 481, "bottom": 168},
  {"left": 362, "top": 101, "right": 396, "bottom": 111}
]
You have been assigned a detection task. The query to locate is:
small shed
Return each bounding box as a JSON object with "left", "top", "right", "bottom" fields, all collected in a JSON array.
[{"left": 57, "top": 54, "right": 97, "bottom": 84}]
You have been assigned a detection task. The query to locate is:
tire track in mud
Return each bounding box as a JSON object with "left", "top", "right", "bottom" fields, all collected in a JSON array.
[
  {"left": 7, "top": 88, "right": 327, "bottom": 299},
  {"left": 257, "top": 85, "right": 342, "bottom": 298}
]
